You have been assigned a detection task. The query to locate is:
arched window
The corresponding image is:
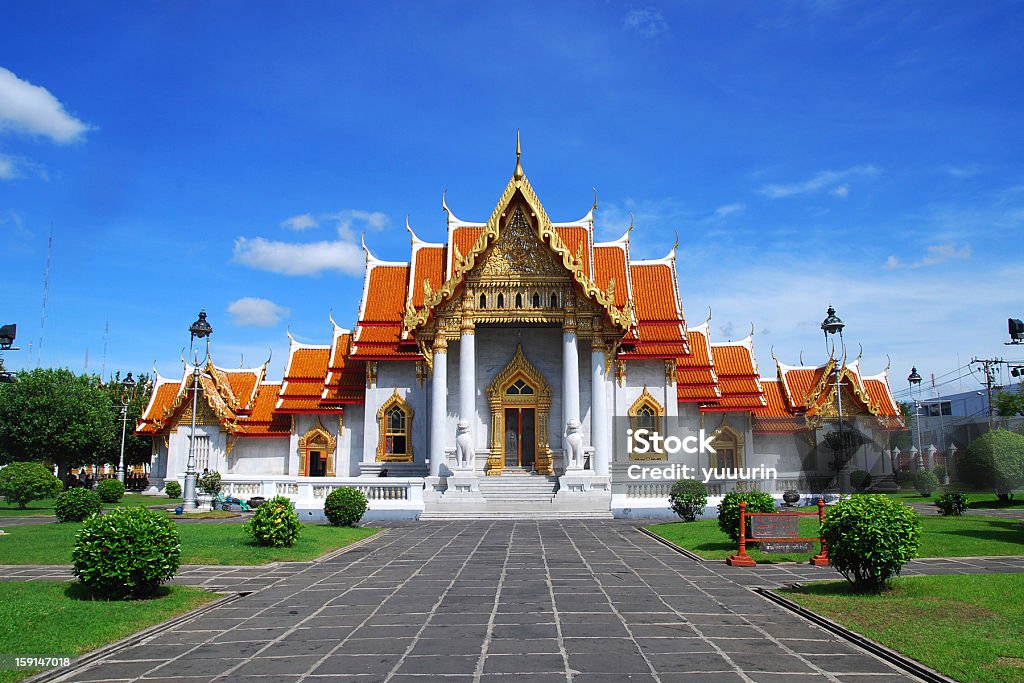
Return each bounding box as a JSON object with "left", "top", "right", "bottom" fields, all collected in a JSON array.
[
  {"left": 497, "top": 293, "right": 504, "bottom": 309},
  {"left": 298, "top": 418, "right": 337, "bottom": 477},
  {"left": 515, "top": 293, "right": 523, "bottom": 308},
  {"left": 376, "top": 390, "right": 414, "bottom": 462},
  {"left": 480, "top": 293, "right": 487, "bottom": 309},
  {"left": 628, "top": 387, "right": 666, "bottom": 461},
  {"left": 550, "top": 292, "right": 558, "bottom": 308},
  {"left": 711, "top": 426, "right": 742, "bottom": 470},
  {"left": 532, "top": 293, "right": 540, "bottom": 308}
]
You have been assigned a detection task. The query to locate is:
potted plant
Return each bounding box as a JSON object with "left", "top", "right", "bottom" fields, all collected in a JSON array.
[
  {"left": 782, "top": 490, "right": 801, "bottom": 506},
  {"left": 197, "top": 471, "right": 223, "bottom": 509}
]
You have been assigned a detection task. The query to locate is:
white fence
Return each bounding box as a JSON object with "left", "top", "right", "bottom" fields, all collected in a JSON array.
[{"left": 176, "top": 475, "right": 425, "bottom": 518}]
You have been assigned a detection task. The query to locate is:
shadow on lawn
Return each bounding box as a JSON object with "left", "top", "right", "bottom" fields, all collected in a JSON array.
[
  {"left": 63, "top": 583, "right": 173, "bottom": 601},
  {"left": 930, "top": 518, "right": 1024, "bottom": 543}
]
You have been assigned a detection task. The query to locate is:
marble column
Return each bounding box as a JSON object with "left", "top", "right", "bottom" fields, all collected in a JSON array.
[
  {"left": 563, "top": 322, "right": 581, "bottom": 428},
  {"left": 459, "top": 322, "right": 476, "bottom": 467},
  {"left": 429, "top": 336, "right": 448, "bottom": 476},
  {"left": 591, "top": 341, "right": 610, "bottom": 476}
]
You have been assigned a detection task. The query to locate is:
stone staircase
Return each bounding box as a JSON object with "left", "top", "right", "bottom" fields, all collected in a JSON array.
[{"left": 420, "top": 472, "right": 613, "bottom": 520}]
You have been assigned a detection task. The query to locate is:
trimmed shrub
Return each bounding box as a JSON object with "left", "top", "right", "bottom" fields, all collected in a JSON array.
[
  {"left": 821, "top": 494, "right": 921, "bottom": 593},
  {"left": 914, "top": 469, "right": 939, "bottom": 496},
  {"left": 958, "top": 429, "right": 1024, "bottom": 502},
  {"left": 849, "top": 469, "right": 872, "bottom": 491},
  {"left": 164, "top": 481, "right": 182, "bottom": 498},
  {"left": 669, "top": 479, "right": 708, "bottom": 522},
  {"left": 935, "top": 488, "right": 970, "bottom": 516},
  {"left": 324, "top": 487, "right": 368, "bottom": 527},
  {"left": 198, "top": 471, "right": 222, "bottom": 495},
  {"left": 54, "top": 488, "right": 103, "bottom": 522},
  {"left": 717, "top": 489, "right": 776, "bottom": 542},
  {"left": 932, "top": 464, "right": 947, "bottom": 482},
  {"left": 96, "top": 478, "right": 125, "bottom": 503},
  {"left": 72, "top": 506, "right": 181, "bottom": 599},
  {"left": 245, "top": 495, "right": 300, "bottom": 547},
  {"left": 0, "top": 461, "right": 62, "bottom": 509}
]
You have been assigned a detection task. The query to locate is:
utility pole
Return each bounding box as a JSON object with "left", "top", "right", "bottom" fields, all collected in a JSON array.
[{"left": 972, "top": 358, "right": 999, "bottom": 431}]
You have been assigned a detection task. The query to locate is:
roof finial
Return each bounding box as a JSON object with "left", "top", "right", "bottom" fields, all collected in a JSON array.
[
  {"left": 514, "top": 129, "right": 524, "bottom": 180},
  {"left": 704, "top": 306, "right": 712, "bottom": 326},
  {"left": 286, "top": 326, "right": 295, "bottom": 344},
  {"left": 264, "top": 347, "right": 273, "bottom": 368},
  {"left": 799, "top": 350, "right": 805, "bottom": 366},
  {"left": 628, "top": 211, "right": 634, "bottom": 233},
  {"left": 592, "top": 186, "right": 598, "bottom": 213},
  {"left": 749, "top": 322, "right": 755, "bottom": 338},
  {"left": 673, "top": 230, "right": 679, "bottom": 252},
  {"left": 239, "top": 353, "right": 244, "bottom": 368},
  {"left": 884, "top": 354, "right": 892, "bottom": 373},
  {"left": 329, "top": 308, "right": 339, "bottom": 330}
]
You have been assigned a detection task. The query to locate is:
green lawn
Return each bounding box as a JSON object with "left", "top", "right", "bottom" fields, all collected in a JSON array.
[
  {"left": 781, "top": 574, "right": 1024, "bottom": 683},
  {"left": 647, "top": 515, "right": 1024, "bottom": 562},
  {"left": 0, "top": 522, "right": 378, "bottom": 565},
  {"left": 0, "top": 494, "right": 183, "bottom": 517},
  {"left": 0, "top": 581, "right": 217, "bottom": 683},
  {"left": 859, "top": 489, "right": 1024, "bottom": 509}
]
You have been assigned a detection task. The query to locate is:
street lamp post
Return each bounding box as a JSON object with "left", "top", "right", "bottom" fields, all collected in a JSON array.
[
  {"left": 116, "top": 372, "right": 138, "bottom": 484},
  {"left": 821, "top": 305, "right": 850, "bottom": 492},
  {"left": 184, "top": 309, "right": 213, "bottom": 510},
  {"left": 907, "top": 367, "right": 924, "bottom": 472}
]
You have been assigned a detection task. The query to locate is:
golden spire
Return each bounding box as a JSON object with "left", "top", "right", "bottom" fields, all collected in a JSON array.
[{"left": 514, "top": 129, "right": 524, "bottom": 180}]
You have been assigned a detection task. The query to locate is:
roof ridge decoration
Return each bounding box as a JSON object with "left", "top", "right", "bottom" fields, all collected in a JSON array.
[{"left": 403, "top": 134, "right": 632, "bottom": 334}]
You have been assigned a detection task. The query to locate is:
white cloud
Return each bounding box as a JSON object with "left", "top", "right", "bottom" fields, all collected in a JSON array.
[
  {"left": 0, "top": 152, "right": 47, "bottom": 181},
  {"left": 884, "top": 243, "right": 971, "bottom": 270},
  {"left": 325, "top": 209, "right": 389, "bottom": 241},
  {"left": 0, "top": 67, "right": 91, "bottom": 143},
  {"left": 758, "top": 165, "right": 879, "bottom": 199},
  {"left": 233, "top": 236, "right": 365, "bottom": 276},
  {"left": 227, "top": 297, "right": 291, "bottom": 327},
  {"left": 941, "top": 164, "right": 980, "bottom": 179},
  {"left": 624, "top": 8, "right": 668, "bottom": 37},
  {"left": 280, "top": 213, "right": 318, "bottom": 231},
  {"left": 713, "top": 202, "right": 746, "bottom": 218}
]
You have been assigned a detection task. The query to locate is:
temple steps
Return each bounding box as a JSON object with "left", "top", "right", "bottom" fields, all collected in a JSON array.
[{"left": 420, "top": 474, "right": 613, "bottom": 519}]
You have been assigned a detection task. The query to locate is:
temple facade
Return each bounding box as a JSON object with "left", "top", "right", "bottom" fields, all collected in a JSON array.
[{"left": 138, "top": 145, "right": 905, "bottom": 518}]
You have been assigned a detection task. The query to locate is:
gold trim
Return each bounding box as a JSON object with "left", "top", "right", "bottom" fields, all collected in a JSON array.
[
  {"left": 628, "top": 387, "right": 666, "bottom": 460},
  {"left": 403, "top": 167, "right": 631, "bottom": 334},
  {"left": 485, "top": 345, "right": 553, "bottom": 475},
  {"left": 298, "top": 417, "right": 337, "bottom": 477},
  {"left": 376, "top": 389, "right": 414, "bottom": 463}
]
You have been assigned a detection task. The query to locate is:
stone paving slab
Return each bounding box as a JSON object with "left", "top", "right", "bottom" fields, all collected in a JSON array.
[{"left": 5, "top": 521, "right": 955, "bottom": 682}]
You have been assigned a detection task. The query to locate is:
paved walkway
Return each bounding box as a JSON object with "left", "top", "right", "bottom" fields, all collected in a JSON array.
[{"left": 6, "top": 521, "right": 1022, "bottom": 682}]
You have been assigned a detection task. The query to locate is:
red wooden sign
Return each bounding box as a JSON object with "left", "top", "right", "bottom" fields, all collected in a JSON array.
[{"left": 726, "top": 498, "right": 830, "bottom": 567}]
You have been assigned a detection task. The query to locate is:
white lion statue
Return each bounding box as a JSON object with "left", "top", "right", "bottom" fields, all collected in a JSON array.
[
  {"left": 455, "top": 420, "right": 473, "bottom": 469},
  {"left": 565, "top": 419, "right": 583, "bottom": 470}
]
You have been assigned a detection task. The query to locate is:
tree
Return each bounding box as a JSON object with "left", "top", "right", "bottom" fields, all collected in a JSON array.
[
  {"left": 995, "top": 386, "right": 1024, "bottom": 418},
  {"left": 100, "top": 371, "right": 154, "bottom": 467},
  {"left": 958, "top": 429, "right": 1024, "bottom": 503},
  {"left": 0, "top": 461, "right": 62, "bottom": 508},
  {"left": 0, "top": 368, "right": 115, "bottom": 480}
]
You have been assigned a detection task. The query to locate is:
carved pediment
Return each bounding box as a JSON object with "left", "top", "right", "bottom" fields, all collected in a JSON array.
[{"left": 477, "top": 207, "right": 566, "bottom": 279}]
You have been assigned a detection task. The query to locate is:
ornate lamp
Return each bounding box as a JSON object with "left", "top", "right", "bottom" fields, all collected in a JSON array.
[
  {"left": 116, "top": 372, "right": 138, "bottom": 483},
  {"left": 184, "top": 309, "right": 213, "bottom": 509}
]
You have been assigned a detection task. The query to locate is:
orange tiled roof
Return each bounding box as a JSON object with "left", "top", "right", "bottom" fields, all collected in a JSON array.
[
  {"left": 864, "top": 377, "right": 900, "bottom": 418},
  {"left": 621, "top": 263, "right": 688, "bottom": 358},
  {"left": 700, "top": 342, "right": 765, "bottom": 412},
  {"left": 752, "top": 379, "right": 805, "bottom": 433},
  {"left": 555, "top": 227, "right": 591, "bottom": 278},
  {"left": 277, "top": 345, "right": 334, "bottom": 414},
  {"left": 674, "top": 327, "right": 718, "bottom": 402},
  {"left": 324, "top": 331, "right": 366, "bottom": 405},
  {"left": 136, "top": 381, "right": 182, "bottom": 435},
  {"left": 592, "top": 246, "right": 630, "bottom": 307},
  {"left": 352, "top": 263, "right": 419, "bottom": 359},
  {"left": 236, "top": 383, "right": 291, "bottom": 437},
  {"left": 410, "top": 246, "right": 445, "bottom": 308}
]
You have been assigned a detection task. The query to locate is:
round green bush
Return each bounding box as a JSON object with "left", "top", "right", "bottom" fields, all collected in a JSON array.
[
  {"left": 717, "top": 489, "right": 776, "bottom": 542},
  {"left": 72, "top": 506, "right": 181, "bottom": 599},
  {"left": 913, "top": 469, "right": 939, "bottom": 496},
  {"left": 54, "top": 488, "right": 103, "bottom": 522},
  {"left": 934, "top": 488, "right": 970, "bottom": 516},
  {"left": 958, "top": 429, "right": 1024, "bottom": 501},
  {"left": 198, "top": 471, "right": 222, "bottom": 495},
  {"left": 164, "top": 481, "right": 182, "bottom": 498},
  {"left": 0, "top": 461, "right": 62, "bottom": 509},
  {"left": 324, "top": 487, "right": 368, "bottom": 526},
  {"left": 820, "top": 494, "right": 921, "bottom": 593},
  {"left": 849, "top": 469, "right": 872, "bottom": 491},
  {"left": 245, "top": 495, "right": 300, "bottom": 547},
  {"left": 96, "top": 478, "right": 125, "bottom": 503},
  {"left": 669, "top": 479, "right": 708, "bottom": 522}
]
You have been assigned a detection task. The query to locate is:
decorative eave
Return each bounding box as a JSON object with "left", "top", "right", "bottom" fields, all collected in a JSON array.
[{"left": 403, "top": 141, "right": 632, "bottom": 335}]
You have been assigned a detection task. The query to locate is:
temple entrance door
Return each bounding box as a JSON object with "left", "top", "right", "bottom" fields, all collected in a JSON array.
[
  {"left": 308, "top": 450, "right": 327, "bottom": 477},
  {"left": 503, "top": 407, "right": 536, "bottom": 469}
]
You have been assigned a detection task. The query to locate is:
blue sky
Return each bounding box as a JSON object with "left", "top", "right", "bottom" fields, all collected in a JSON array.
[{"left": 2, "top": 1, "right": 1023, "bottom": 401}]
